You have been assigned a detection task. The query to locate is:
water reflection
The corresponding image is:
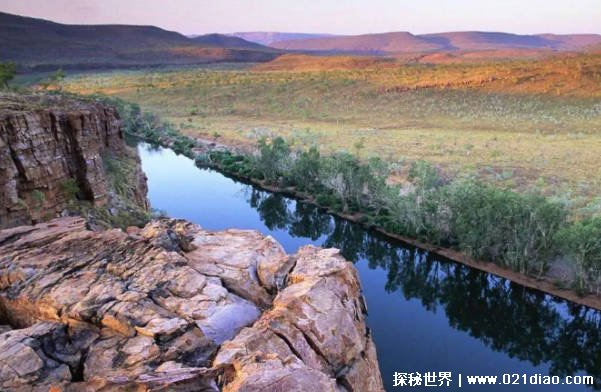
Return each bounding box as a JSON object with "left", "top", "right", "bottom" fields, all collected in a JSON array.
[{"left": 244, "top": 188, "right": 601, "bottom": 388}]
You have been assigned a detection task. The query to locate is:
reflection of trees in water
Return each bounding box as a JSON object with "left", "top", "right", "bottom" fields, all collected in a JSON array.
[
  {"left": 247, "top": 189, "right": 291, "bottom": 230},
  {"left": 289, "top": 201, "right": 332, "bottom": 241},
  {"left": 137, "top": 141, "right": 163, "bottom": 153},
  {"left": 245, "top": 188, "right": 601, "bottom": 387}
]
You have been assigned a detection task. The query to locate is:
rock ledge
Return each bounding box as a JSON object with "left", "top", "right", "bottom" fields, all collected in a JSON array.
[{"left": 0, "top": 217, "right": 384, "bottom": 391}]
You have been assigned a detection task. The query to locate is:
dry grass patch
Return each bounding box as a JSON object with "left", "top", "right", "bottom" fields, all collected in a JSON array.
[{"left": 59, "top": 55, "right": 601, "bottom": 214}]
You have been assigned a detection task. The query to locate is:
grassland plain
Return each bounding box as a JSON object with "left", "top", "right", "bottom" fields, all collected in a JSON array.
[{"left": 60, "top": 53, "right": 601, "bottom": 216}]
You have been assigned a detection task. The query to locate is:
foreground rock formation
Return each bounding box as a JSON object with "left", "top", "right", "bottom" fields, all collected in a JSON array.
[
  {"left": 0, "top": 217, "right": 384, "bottom": 391},
  {"left": 0, "top": 93, "right": 148, "bottom": 229}
]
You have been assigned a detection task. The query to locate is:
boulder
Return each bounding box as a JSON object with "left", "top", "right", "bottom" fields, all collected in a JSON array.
[{"left": 0, "top": 217, "right": 384, "bottom": 391}]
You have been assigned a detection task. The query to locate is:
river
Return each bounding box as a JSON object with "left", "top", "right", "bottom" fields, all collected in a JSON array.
[{"left": 138, "top": 143, "right": 601, "bottom": 391}]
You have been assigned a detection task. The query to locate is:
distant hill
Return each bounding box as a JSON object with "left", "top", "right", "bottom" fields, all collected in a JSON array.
[
  {"left": 271, "top": 32, "right": 443, "bottom": 54},
  {"left": 423, "top": 32, "right": 601, "bottom": 51},
  {"left": 231, "top": 32, "right": 334, "bottom": 46},
  {"left": 536, "top": 34, "right": 601, "bottom": 50},
  {"left": 191, "top": 33, "right": 276, "bottom": 51},
  {"left": 269, "top": 31, "right": 601, "bottom": 54},
  {"left": 0, "top": 12, "right": 280, "bottom": 71}
]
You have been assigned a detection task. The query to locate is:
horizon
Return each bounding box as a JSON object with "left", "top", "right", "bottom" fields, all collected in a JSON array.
[{"left": 1, "top": 0, "right": 601, "bottom": 36}]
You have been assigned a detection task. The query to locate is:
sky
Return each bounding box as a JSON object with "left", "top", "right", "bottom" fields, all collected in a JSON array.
[{"left": 1, "top": 0, "right": 601, "bottom": 36}]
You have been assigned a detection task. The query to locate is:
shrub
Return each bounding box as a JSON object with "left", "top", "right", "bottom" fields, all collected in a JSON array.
[
  {"left": 255, "top": 137, "right": 291, "bottom": 184},
  {"left": 559, "top": 217, "right": 601, "bottom": 293},
  {"left": 60, "top": 178, "right": 80, "bottom": 200},
  {"left": 384, "top": 176, "right": 566, "bottom": 275},
  {"left": 0, "top": 62, "right": 16, "bottom": 89},
  {"left": 290, "top": 146, "right": 321, "bottom": 190},
  {"left": 447, "top": 181, "right": 566, "bottom": 275},
  {"left": 365, "top": 157, "right": 390, "bottom": 212},
  {"left": 103, "top": 156, "right": 128, "bottom": 197},
  {"left": 319, "top": 153, "right": 367, "bottom": 213},
  {"left": 172, "top": 137, "right": 195, "bottom": 158},
  {"left": 195, "top": 153, "right": 210, "bottom": 166},
  {"left": 408, "top": 160, "right": 441, "bottom": 190},
  {"left": 31, "top": 190, "right": 45, "bottom": 206},
  {"left": 385, "top": 161, "right": 446, "bottom": 242},
  {"left": 384, "top": 184, "right": 448, "bottom": 243}
]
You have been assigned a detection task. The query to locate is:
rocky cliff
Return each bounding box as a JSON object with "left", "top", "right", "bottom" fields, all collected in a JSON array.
[
  {"left": 0, "top": 217, "right": 384, "bottom": 391},
  {"left": 0, "top": 93, "right": 148, "bottom": 229}
]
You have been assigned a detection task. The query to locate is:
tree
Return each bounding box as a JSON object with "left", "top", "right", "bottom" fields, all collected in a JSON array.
[
  {"left": 290, "top": 146, "right": 321, "bottom": 190},
  {"left": 255, "top": 137, "right": 291, "bottom": 184},
  {"left": 320, "top": 153, "right": 370, "bottom": 212},
  {"left": 0, "top": 62, "right": 16, "bottom": 89}
]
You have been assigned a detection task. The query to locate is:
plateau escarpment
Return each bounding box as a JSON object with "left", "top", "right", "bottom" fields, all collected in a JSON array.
[
  {"left": 0, "top": 217, "right": 384, "bottom": 391},
  {"left": 0, "top": 93, "right": 148, "bottom": 229}
]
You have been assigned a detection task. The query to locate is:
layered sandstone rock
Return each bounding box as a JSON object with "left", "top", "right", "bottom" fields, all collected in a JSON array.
[
  {"left": 0, "top": 93, "right": 148, "bottom": 229},
  {"left": 0, "top": 217, "right": 384, "bottom": 391}
]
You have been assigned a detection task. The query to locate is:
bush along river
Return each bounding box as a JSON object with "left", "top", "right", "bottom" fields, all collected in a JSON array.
[{"left": 138, "top": 143, "right": 601, "bottom": 391}]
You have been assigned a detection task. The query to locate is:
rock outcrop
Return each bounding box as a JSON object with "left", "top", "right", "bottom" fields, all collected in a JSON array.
[
  {"left": 0, "top": 217, "right": 384, "bottom": 391},
  {"left": 0, "top": 93, "right": 148, "bottom": 229}
]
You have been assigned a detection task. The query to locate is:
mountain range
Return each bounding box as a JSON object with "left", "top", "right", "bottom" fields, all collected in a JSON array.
[
  {"left": 230, "top": 32, "right": 333, "bottom": 46},
  {"left": 268, "top": 31, "right": 601, "bottom": 54},
  {"left": 190, "top": 33, "right": 275, "bottom": 50},
  {"left": 2, "top": 10, "right": 601, "bottom": 72},
  {"left": 0, "top": 12, "right": 278, "bottom": 70}
]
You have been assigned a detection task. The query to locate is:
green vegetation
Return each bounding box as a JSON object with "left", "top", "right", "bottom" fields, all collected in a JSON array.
[
  {"left": 442, "top": 180, "right": 565, "bottom": 275},
  {"left": 103, "top": 154, "right": 139, "bottom": 199},
  {"left": 204, "top": 137, "right": 597, "bottom": 290},
  {"left": 80, "top": 93, "right": 601, "bottom": 295},
  {"left": 0, "top": 62, "right": 16, "bottom": 88},
  {"left": 31, "top": 189, "right": 45, "bottom": 206},
  {"left": 559, "top": 218, "right": 601, "bottom": 294},
  {"left": 101, "top": 152, "right": 156, "bottom": 229},
  {"left": 59, "top": 178, "right": 80, "bottom": 200},
  {"left": 96, "top": 96, "right": 198, "bottom": 158},
  {"left": 60, "top": 59, "right": 601, "bottom": 214},
  {"left": 256, "top": 136, "right": 291, "bottom": 183}
]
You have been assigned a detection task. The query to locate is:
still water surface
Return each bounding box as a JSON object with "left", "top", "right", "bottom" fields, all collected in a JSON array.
[{"left": 138, "top": 143, "right": 600, "bottom": 391}]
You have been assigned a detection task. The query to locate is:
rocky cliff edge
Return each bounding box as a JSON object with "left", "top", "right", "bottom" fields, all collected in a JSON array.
[
  {"left": 0, "top": 93, "right": 148, "bottom": 229},
  {"left": 0, "top": 217, "right": 384, "bottom": 391}
]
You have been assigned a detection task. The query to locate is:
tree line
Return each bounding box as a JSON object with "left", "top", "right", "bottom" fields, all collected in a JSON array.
[
  {"left": 99, "top": 96, "right": 601, "bottom": 296},
  {"left": 202, "top": 138, "right": 601, "bottom": 295}
]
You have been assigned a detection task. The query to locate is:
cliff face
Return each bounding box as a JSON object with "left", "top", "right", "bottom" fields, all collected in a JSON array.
[
  {"left": 0, "top": 93, "right": 148, "bottom": 229},
  {"left": 0, "top": 218, "right": 384, "bottom": 391}
]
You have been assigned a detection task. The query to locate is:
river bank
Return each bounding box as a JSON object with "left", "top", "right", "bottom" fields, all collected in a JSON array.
[
  {"left": 202, "top": 153, "right": 601, "bottom": 312},
  {"left": 127, "top": 126, "right": 601, "bottom": 312}
]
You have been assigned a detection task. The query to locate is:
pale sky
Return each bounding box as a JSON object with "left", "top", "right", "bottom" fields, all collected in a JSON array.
[{"left": 1, "top": 0, "right": 600, "bottom": 36}]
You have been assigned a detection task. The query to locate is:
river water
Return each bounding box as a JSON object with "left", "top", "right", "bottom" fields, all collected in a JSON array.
[{"left": 138, "top": 143, "right": 600, "bottom": 391}]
